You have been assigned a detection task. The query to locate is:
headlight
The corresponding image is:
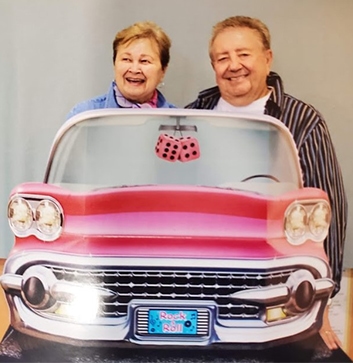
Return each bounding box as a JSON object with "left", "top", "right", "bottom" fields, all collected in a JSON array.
[
  {"left": 35, "top": 200, "right": 62, "bottom": 236},
  {"left": 8, "top": 197, "right": 33, "bottom": 232},
  {"left": 8, "top": 195, "right": 63, "bottom": 241},
  {"left": 284, "top": 201, "right": 331, "bottom": 245},
  {"left": 308, "top": 202, "right": 331, "bottom": 241},
  {"left": 284, "top": 204, "right": 307, "bottom": 245}
]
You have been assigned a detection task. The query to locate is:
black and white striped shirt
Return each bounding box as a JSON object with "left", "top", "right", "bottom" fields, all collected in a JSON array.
[{"left": 185, "top": 71, "right": 348, "bottom": 296}]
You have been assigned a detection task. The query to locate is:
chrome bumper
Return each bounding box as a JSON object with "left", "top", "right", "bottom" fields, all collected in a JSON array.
[{"left": 1, "top": 251, "right": 334, "bottom": 347}]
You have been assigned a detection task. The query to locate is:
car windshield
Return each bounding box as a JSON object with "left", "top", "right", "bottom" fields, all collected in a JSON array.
[{"left": 46, "top": 110, "right": 302, "bottom": 195}]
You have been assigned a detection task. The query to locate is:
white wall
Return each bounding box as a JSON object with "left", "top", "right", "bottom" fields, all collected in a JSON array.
[{"left": 0, "top": 0, "right": 352, "bottom": 266}]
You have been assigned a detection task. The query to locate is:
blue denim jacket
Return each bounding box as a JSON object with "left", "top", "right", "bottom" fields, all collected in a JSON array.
[{"left": 66, "top": 81, "right": 176, "bottom": 120}]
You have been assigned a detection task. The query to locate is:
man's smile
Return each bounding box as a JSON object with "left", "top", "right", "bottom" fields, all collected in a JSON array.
[{"left": 226, "top": 74, "right": 247, "bottom": 81}]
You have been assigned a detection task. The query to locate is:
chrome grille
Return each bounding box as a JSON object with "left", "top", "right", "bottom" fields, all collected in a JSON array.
[{"left": 43, "top": 265, "right": 296, "bottom": 320}]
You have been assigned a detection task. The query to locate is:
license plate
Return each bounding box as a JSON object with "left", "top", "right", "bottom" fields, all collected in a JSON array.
[
  {"left": 148, "top": 309, "right": 198, "bottom": 335},
  {"left": 134, "top": 306, "right": 211, "bottom": 338}
]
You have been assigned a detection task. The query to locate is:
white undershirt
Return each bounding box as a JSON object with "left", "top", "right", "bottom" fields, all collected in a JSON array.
[{"left": 214, "top": 90, "right": 272, "bottom": 115}]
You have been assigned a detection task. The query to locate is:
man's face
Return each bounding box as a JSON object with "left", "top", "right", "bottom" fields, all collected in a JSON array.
[{"left": 210, "top": 27, "right": 273, "bottom": 106}]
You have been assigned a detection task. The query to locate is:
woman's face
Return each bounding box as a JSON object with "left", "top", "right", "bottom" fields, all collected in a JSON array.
[{"left": 114, "top": 38, "right": 166, "bottom": 104}]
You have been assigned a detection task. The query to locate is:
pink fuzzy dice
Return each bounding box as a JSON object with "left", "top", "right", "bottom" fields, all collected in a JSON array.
[
  {"left": 155, "top": 134, "right": 181, "bottom": 162},
  {"left": 179, "top": 137, "right": 200, "bottom": 162}
]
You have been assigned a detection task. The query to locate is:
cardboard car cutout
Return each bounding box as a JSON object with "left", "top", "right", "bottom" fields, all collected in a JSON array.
[{"left": 0, "top": 109, "right": 334, "bottom": 350}]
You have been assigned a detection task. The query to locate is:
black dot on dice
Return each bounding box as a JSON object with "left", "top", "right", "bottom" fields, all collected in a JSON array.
[
  {"left": 173, "top": 145, "right": 178, "bottom": 149},
  {"left": 170, "top": 156, "right": 175, "bottom": 160},
  {"left": 172, "top": 150, "right": 176, "bottom": 155},
  {"left": 163, "top": 154, "right": 167, "bottom": 158},
  {"left": 183, "top": 145, "right": 188, "bottom": 150},
  {"left": 156, "top": 148, "right": 159, "bottom": 152},
  {"left": 185, "top": 154, "right": 190, "bottom": 158},
  {"left": 166, "top": 142, "right": 171, "bottom": 147},
  {"left": 164, "top": 148, "right": 169, "bottom": 152},
  {"left": 190, "top": 143, "right": 195, "bottom": 147},
  {"left": 192, "top": 151, "right": 197, "bottom": 155}
]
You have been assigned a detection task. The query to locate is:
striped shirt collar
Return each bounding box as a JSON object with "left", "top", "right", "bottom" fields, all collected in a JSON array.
[{"left": 186, "top": 71, "right": 284, "bottom": 118}]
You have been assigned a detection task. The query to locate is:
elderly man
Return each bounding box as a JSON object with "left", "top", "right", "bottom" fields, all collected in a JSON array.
[{"left": 186, "top": 15, "right": 347, "bottom": 351}]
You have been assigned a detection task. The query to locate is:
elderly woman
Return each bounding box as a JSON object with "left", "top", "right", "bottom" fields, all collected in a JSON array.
[{"left": 67, "top": 21, "right": 175, "bottom": 119}]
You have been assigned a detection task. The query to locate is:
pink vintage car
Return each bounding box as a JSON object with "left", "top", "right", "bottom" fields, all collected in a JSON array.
[{"left": 0, "top": 109, "right": 333, "bottom": 350}]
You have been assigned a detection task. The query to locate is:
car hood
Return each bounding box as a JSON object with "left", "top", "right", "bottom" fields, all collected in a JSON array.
[{"left": 9, "top": 183, "right": 329, "bottom": 260}]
